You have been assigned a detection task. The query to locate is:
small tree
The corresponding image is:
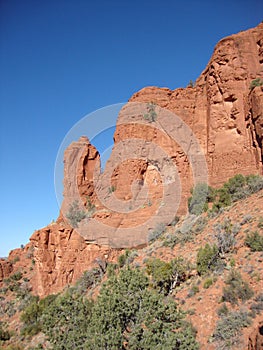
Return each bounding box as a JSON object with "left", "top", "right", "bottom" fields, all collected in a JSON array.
[{"left": 196, "top": 244, "right": 220, "bottom": 275}]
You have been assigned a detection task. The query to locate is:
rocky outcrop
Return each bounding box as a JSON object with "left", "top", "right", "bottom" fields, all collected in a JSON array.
[
  {"left": 128, "top": 23, "right": 263, "bottom": 188},
  {"left": 248, "top": 321, "right": 263, "bottom": 350},
  {"left": 247, "top": 86, "right": 263, "bottom": 167},
  {"left": 30, "top": 222, "right": 120, "bottom": 296},
  {"left": 61, "top": 136, "right": 100, "bottom": 212},
  {"left": 0, "top": 259, "right": 13, "bottom": 282}
]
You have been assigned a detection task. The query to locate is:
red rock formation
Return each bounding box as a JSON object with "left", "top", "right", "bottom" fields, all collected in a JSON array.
[
  {"left": 0, "top": 259, "right": 13, "bottom": 282},
  {"left": 247, "top": 86, "right": 263, "bottom": 166},
  {"left": 128, "top": 23, "right": 263, "bottom": 188},
  {"left": 248, "top": 321, "right": 263, "bottom": 350},
  {"left": 4, "top": 23, "right": 263, "bottom": 297},
  {"left": 30, "top": 222, "right": 121, "bottom": 296}
]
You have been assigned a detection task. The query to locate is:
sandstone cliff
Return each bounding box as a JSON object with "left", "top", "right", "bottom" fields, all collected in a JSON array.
[
  {"left": 2, "top": 23, "right": 263, "bottom": 296},
  {"left": 28, "top": 22, "right": 263, "bottom": 295},
  {"left": 0, "top": 23, "right": 263, "bottom": 350}
]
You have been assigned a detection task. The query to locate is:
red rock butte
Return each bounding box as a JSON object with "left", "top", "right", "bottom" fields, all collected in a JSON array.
[{"left": 1, "top": 23, "right": 261, "bottom": 297}]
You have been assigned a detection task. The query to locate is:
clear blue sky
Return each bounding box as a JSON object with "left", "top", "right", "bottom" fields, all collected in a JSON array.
[{"left": 0, "top": 0, "right": 262, "bottom": 257}]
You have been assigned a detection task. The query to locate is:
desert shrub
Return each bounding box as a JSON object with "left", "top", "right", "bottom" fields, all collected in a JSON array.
[
  {"left": 5, "top": 345, "right": 24, "bottom": 350},
  {"left": 0, "top": 322, "right": 11, "bottom": 341},
  {"left": 106, "top": 262, "right": 118, "bottom": 277},
  {"left": 66, "top": 200, "right": 86, "bottom": 228},
  {"left": 222, "top": 269, "right": 254, "bottom": 305},
  {"left": 213, "top": 218, "right": 240, "bottom": 255},
  {"left": 250, "top": 77, "right": 263, "bottom": 89},
  {"left": 143, "top": 102, "right": 157, "bottom": 122},
  {"left": 192, "top": 216, "right": 208, "bottom": 234},
  {"left": 258, "top": 216, "right": 263, "bottom": 228},
  {"left": 250, "top": 293, "right": 263, "bottom": 315},
  {"left": 169, "top": 215, "right": 180, "bottom": 226},
  {"left": 126, "top": 250, "right": 138, "bottom": 264},
  {"left": 163, "top": 233, "right": 179, "bottom": 248},
  {"left": 117, "top": 249, "right": 137, "bottom": 267},
  {"left": 164, "top": 216, "right": 208, "bottom": 249},
  {"left": 74, "top": 267, "right": 102, "bottom": 295},
  {"left": 245, "top": 230, "right": 263, "bottom": 251},
  {"left": 203, "top": 277, "right": 215, "bottom": 289},
  {"left": 224, "top": 174, "right": 247, "bottom": 201},
  {"left": 146, "top": 257, "right": 191, "bottom": 295},
  {"left": 213, "top": 309, "right": 252, "bottom": 349},
  {"left": 188, "top": 183, "right": 214, "bottom": 215},
  {"left": 246, "top": 174, "right": 263, "bottom": 193},
  {"left": 10, "top": 271, "right": 22, "bottom": 281},
  {"left": 85, "top": 197, "right": 96, "bottom": 217},
  {"left": 20, "top": 296, "right": 41, "bottom": 336},
  {"left": 240, "top": 214, "right": 253, "bottom": 225},
  {"left": 210, "top": 174, "right": 263, "bottom": 213},
  {"left": 217, "top": 303, "right": 229, "bottom": 316},
  {"left": 0, "top": 299, "right": 16, "bottom": 318},
  {"left": 148, "top": 222, "right": 166, "bottom": 243},
  {"left": 187, "top": 285, "right": 200, "bottom": 297},
  {"left": 212, "top": 187, "right": 232, "bottom": 212},
  {"left": 196, "top": 244, "right": 220, "bottom": 275}
]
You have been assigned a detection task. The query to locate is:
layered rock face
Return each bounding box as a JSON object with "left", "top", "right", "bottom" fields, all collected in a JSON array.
[
  {"left": 30, "top": 223, "right": 119, "bottom": 296},
  {"left": 128, "top": 23, "right": 263, "bottom": 188}
]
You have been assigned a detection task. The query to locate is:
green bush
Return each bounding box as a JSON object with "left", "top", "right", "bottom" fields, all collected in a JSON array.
[
  {"left": 42, "top": 291, "right": 93, "bottom": 349},
  {"left": 188, "top": 285, "right": 200, "bottom": 297},
  {"left": 217, "top": 303, "right": 229, "bottom": 316},
  {"left": 117, "top": 249, "right": 138, "bottom": 267},
  {"left": 86, "top": 268, "right": 199, "bottom": 350},
  {"left": 245, "top": 230, "right": 263, "bottom": 251},
  {"left": 20, "top": 294, "right": 57, "bottom": 336},
  {"left": 85, "top": 197, "right": 96, "bottom": 217},
  {"left": 196, "top": 244, "right": 220, "bottom": 275},
  {"left": 19, "top": 267, "right": 199, "bottom": 350},
  {"left": 222, "top": 269, "right": 254, "bottom": 305},
  {"left": 146, "top": 257, "right": 191, "bottom": 295},
  {"left": 203, "top": 277, "right": 214, "bottom": 289},
  {"left": 250, "top": 77, "right": 263, "bottom": 89},
  {"left": 10, "top": 271, "right": 22, "bottom": 281},
  {"left": 211, "top": 174, "right": 263, "bottom": 212},
  {"left": 212, "top": 187, "right": 231, "bottom": 212}
]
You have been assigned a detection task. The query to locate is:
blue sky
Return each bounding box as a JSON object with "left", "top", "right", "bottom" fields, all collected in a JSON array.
[{"left": 0, "top": 0, "right": 262, "bottom": 257}]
